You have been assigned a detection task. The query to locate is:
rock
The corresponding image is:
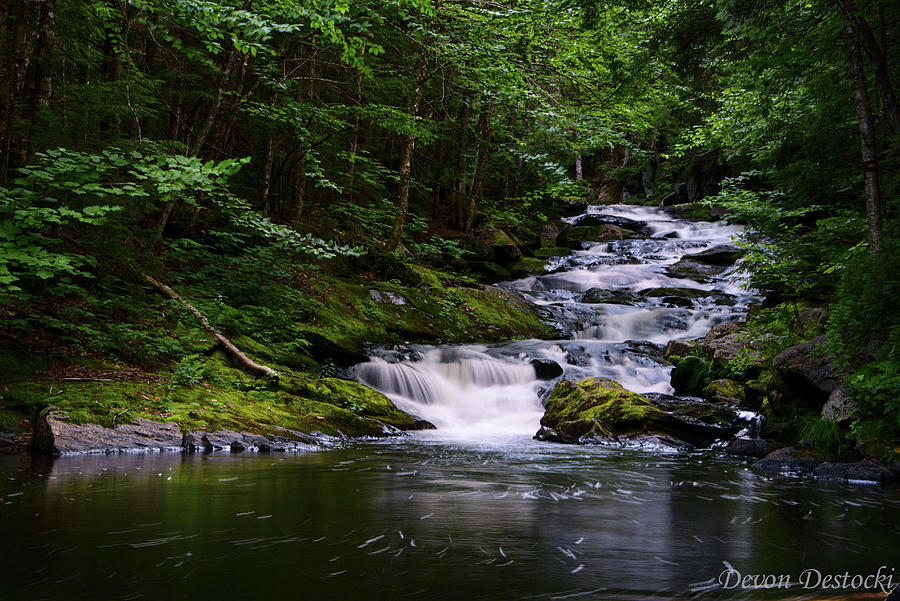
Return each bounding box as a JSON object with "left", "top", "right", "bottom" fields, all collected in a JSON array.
[
  {"left": 300, "top": 331, "right": 368, "bottom": 368},
  {"left": 531, "top": 358, "right": 564, "bottom": 380},
  {"left": 725, "top": 438, "right": 771, "bottom": 458},
  {"left": 682, "top": 244, "right": 744, "bottom": 266},
  {"left": 558, "top": 200, "right": 588, "bottom": 217},
  {"left": 742, "top": 379, "right": 767, "bottom": 411},
  {"left": 666, "top": 258, "right": 728, "bottom": 280},
  {"left": 184, "top": 429, "right": 321, "bottom": 453},
  {"left": 532, "top": 246, "right": 572, "bottom": 258},
  {"left": 703, "top": 322, "right": 754, "bottom": 367},
  {"left": 562, "top": 224, "right": 635, "bottom": 245},
  {"left": 536, "top": 378, "right": 738, "bottom": 447},
  {"left": 369, "top": 289, "right": 407, "bottom": 305},
  {"left": 702, "top": 379, "right": 744, "bottom": 404},
  {"left": 472, "top": 226, "right": 522, "bottom": 265},
  {"left": 772, "top": 336, "right": 840, "bottom": 401},
  {"left": 571, "top": 214, "right": 650, "bottom": 235},
  {"left": 536, "top": 221, "right": 562, "bottom": 247},
  {"left": 640, "top": 287, "right": 707, "bottom": 299},
  {"left": 579, "top": 288, "right": 641, "bottom": 305},
  {"left": 814, "top": 458, "right": 893, "bottom": 483},
  {"left": 753, "top": 447, "right": 819, "bottom": 476},
  {"left": 664, "top": 339, "right": 700, "bottom": 361},
  {"left": 670, "top": 355, "right": 710, "bottom": 396},
  {"left": 821, "top": 386, "right": 859, "bottom": 424},
  {"left": 33, "top": 410, "right": 183, "bottom": 455},
  {"left": 507, "top": 257, "right": 548, "bottom": 278}
]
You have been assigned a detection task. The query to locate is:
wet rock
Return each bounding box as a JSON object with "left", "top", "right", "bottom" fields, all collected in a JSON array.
[
  {"left": 702, "top": 322, "right": 757, "bottom": 367},
  {"left": 664, "top": 339, "right": 700, "bottom": 361},
  {"left": 666, "top": 258, "right": 727, "bottom": 280},
  {"left": 814, "top": 458, "right": 893, "bottom": 483},
  {"left": 702, "top": 378, "right": 744, "bottom": 404},
  {"left": 579, "top": 288, "right": 641, "bottom": 305},
  {"left": 531, "top": 358, "right": 564, "bottom": 380},
  {"left": 753, "top": 447, "right": 819, "bottom": 476},
  {"left": 561, "top": 224, "right": 635, "bottom": 245},
  {"left": 821, "top": 386, "right": 859, "bottom": 424},
  {"left": 571, "top": 214, "right": 651, "bottom": 236},
  {"left": 184, "top": 429, "right": 322, "bottom": 452},
  {"left": 725, "top": 438, "right": 771, "bottom": 458},
  {"left": 772, "top": 336, "right": 839, "bottom": 402},
  {"left": 33, "top": 410, "right": 183, "bottom": 455},
  {"left": 536, "top": 378, "right": 738, "bottom": 447},
  {"left": 683, "top": 244, "right": 744, "bottom": 266}
]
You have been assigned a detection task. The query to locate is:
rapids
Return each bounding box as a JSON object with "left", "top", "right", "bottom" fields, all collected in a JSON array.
[{"left": 353, "top": 204, "right": 760, "bottom": 438}]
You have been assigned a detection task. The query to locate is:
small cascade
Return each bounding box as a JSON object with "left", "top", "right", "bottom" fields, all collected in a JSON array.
[
  {"left": 353, "top": 348, "right": 542, "bottom": 436},
  {"left": 352, "top": 204, "right": 761, "bottom": 441}
]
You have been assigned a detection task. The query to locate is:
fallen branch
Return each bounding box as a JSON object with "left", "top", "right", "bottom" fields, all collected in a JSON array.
[
  {"left": 140, "top": 273, "right": 279, "bottom": 381},
  {"left": 62, "top": 377, "right": 116, "bottom": 382},
  {"left": 112, "top": 408, "right": 130, "bottom": 428}
]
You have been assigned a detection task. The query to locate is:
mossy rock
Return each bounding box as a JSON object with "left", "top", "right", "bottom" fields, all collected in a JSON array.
[
  {"left": 702, "top": 378, "right": 745, "bottom": 404},
  {"left": 536, "top": 378, "right": 661, "bottom": 443},
  {"left": 564, "top": 224, "right": 634, "bottom": 244},
  {"left": 533, "top": 246, "right": 572, "bottom": 258},
  {"left": 666, "top": 259, "right": 727, "bottom": 280},
  {"left": 507, "top": 257, "right": 548, "bottom": 278}
]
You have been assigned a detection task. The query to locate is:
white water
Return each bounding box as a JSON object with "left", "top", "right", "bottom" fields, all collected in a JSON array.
[
  {"left": 354, "top": 348, "right": 543, "bottom": 436},
  {"left": 353, "top": 204, "right": 759, "bottom": 438}
]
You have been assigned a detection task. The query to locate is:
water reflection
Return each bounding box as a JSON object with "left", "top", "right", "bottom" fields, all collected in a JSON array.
[{"left": 2, "top": 440, "right": 897, "bottom": 601}]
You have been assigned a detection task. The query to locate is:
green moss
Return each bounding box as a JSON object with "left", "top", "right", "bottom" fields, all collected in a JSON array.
[
  {"left": 701, "top": 378, "right": 745, "bottom": 404},
  {"left": 0, "top": 350, "right": 52, "bottom": 383},
  {"left": 567, "top": 224, "right": 632, "bottom": 242},
  {"left": 532, "top": 246, "right": 572, "bottom": 258},
  {"left": 507, "top": 257, "right": 548, "bottom": 278},
  {"left": 542, "top": 378, "right": 659, "bottom": 439}
]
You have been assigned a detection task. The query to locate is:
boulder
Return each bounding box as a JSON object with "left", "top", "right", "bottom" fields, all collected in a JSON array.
[
  {"left": 579, "top": 288, "right": 641, "bottom": 305},
  {"left": 703, "top": 322, "right": 754, "bottom": 366},
  {"left": 753, "top": 447, "right": 819, "bottom": 476},
  {"left": 33, "top": 410, "right": 183, "bottom": 455},
  {"left": 664, "top": 339, "right": 700, "bottom": 361},
  {"left": 702, "top": 378, "right": 744, "bottom": 405},
  {"left": 666, "top": 259, "right": 728, "bottom": 280},
  {"left": 682, "top": 244, "right": 744, "bottom": 266},
  {"left": 473, "top": 226, "right": 522, "bottom": 265},
  {"left": 814, "top": 458, "right": 893, "bottom": 483},
  {"left": 561, "top": 224, "right": 635, "bottom": 245},
  {"left": 772, "top": 336, "right": 840, "bottom": 402},
  {"left": 571, "top": 214, "right": 651, "bottom": 236},
  {"left": 725, "top": 438, "right": 772, "bottom": 458},
  {"left": 531, "top": 359, "right": 564, "bottom": 380},
  {"left": 821, "top": 386, "right": 859, "bottom": 424},
  {"left": 558, "top": 200, "right": 588, "bottom": 217},
  {"left": 535, "top": 378, "right": 738, "bottom": 447}
]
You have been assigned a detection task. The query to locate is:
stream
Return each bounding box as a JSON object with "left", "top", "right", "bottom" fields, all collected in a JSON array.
[{"left": 2, "top": 205, "right": 898, "bottom": 600}]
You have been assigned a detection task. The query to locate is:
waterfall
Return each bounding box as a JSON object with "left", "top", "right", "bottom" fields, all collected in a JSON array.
[
  {"left": 352, "top": 204, "right": 760, "bottom": 439},
  {"left": 353, "top": 348, "right": 543, "bottom": 436}
]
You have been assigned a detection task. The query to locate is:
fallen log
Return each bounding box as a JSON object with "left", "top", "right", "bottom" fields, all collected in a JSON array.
[{"left": 140, "top": 273, "right": 278, "bottom": 381}]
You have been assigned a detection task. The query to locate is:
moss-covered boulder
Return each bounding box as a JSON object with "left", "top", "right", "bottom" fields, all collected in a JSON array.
[
  {"left": 702, "top": 378, "right": 745, "bottom": 405},
  {"left": 507, "top": 256, "right": 548, "bottom": 278},
  {"left": 535, "top": 378, "right": 739, "bottom": 447},
  {"left": 579, "top": 288, "right": 641, "bottom": 305},
  {"left": 536, "top": 378, "right": 659, "bottom": 444},
  {"left": 561, "top": 224, "right": 634, "bottom": 245},
  {"left": 532, "top": 246, "right": 572, "bottom": 258}
]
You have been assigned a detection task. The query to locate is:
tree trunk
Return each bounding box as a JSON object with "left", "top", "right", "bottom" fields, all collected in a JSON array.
[
  {"left": 1, "top": 0, "right": 37, "bottom": 185},
  {"left": 385, "top": 50, "right": 428, "bottom": 252},
  {"left": 575, "top": 153, "right": 583, "bottom": 181},
  {"left": 845, "top": 24, "right": 885, "bottom": 255},
  {"left": 840, "top": 1, "right": 900, "bottom": 138},
  {"left": 189, "top": 45, "right": 244, "bottom": 157},
  {"left": 141, "top": 274, "right": 278, "bottom": 380},
  {"left": 453, "top": 101, "right": 471, "bottom": 228},
  {"left": 464, "top": 100, "right": 493, "bottom": 235}
]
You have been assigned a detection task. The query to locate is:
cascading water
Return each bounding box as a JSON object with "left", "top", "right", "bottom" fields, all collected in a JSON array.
[{"left": 353, "top": 204, "right": 760, "bottom": 439}]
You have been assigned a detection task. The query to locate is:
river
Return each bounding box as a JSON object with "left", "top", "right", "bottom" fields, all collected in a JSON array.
[{"left": 1, "top": 205, "right": 897, "bottom": 600}]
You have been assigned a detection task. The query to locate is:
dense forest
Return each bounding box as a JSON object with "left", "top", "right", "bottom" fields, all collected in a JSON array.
[{"left": 1, "top": 0, "right": 898, "bottom": 463}]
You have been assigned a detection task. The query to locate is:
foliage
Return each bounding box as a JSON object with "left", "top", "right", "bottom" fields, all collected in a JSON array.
[{"left": 797, "top": 414, "right": 845, "bottom": 455}]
